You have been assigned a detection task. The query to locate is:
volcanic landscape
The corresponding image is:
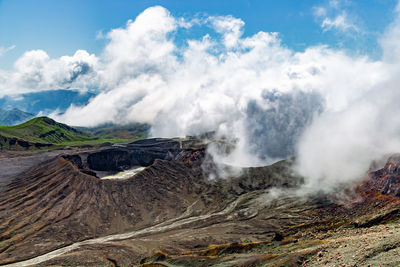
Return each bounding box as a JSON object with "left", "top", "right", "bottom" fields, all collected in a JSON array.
[{"left": 2, "top": 124, "right": 400, "bottom": 266}]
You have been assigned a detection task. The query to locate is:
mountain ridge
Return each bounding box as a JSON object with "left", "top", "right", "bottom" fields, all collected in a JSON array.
[{"left": 0, "top": 108, "right": 33, "bottom": 126}]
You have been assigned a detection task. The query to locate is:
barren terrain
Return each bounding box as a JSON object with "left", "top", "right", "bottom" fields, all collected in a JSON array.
[{"left": 1, "top": 139, "right": 400, "bottom": 266}]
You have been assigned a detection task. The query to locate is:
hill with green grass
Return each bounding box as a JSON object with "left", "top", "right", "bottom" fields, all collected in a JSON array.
[
  {"left": 77, "top": 123, "right": 150, "bottom": 140},
  {"left": 0, "top": 117, "right": 148, "bottom": 150},
  {"left": 0, "top": 117, "right": 94, "bottom": 149}
]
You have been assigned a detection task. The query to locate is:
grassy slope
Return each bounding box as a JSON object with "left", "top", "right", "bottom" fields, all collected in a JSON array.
[
  {"left": 0, "top": 117, "right": 147, "bottom": 149},
  {"left": 0, "top": 117, "right": 92, "bottom": 144},
  {"left": 58, "top": 136, "right": 143, "bottom": 146},
  {"left": 77, "top": 123, "right": 150, "bottom": 139}
]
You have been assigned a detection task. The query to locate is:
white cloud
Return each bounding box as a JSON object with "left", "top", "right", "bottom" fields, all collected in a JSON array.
[
  {"left": 0, "top": 45, "right": 16, "bottom": 57},
  {"left": 0, "top": 49, "right": 98, "bottom": 96},
  {"left": 321, "top": 12, "right": 359, "bottom": 32},
  {"left": 57, "top": 5, "right": 400, "bottom": 193},
  {"left": 100, "top": 6, "right": 178, "bottom": 88},
  {"left": 96, "top": 30, "right": 105, "bottom": 40},
  {"left": 314, "top": 0, "right": 360, "bottom": 33},
  {"left": 329, "top": 0, "right": 340, "bottom": 9},
  {"left": 313, "top": 7, "right": 327, "bottom": 17},
  {"left": 380, "top": 3, "right": 400, "bottom": 62},
  {"left": 208, "top": 15, "right": 245, "bottom": 48},
  {"left": 3, "top": 5, "right": 400, "bottom": 194}
]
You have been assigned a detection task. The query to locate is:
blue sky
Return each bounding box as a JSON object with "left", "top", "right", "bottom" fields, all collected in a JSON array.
[{"left": 0, "top": 0, "right": 398, "bottom": 69}]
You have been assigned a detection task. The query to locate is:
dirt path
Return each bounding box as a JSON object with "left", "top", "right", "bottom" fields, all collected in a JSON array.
[{"left": 1, "top": 196, "right": 247, "bottom": 267}]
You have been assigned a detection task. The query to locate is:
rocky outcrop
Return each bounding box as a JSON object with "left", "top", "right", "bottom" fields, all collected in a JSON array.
[
  {"left": 68, "top": 138, "right": 183, "bottom": 173},
  {"left": 0, "top": 135, "right": 53, "bottom": 150},
  {"left": 87, "top": 149, "right": 131, "bottom": 171},
  {"left": 369, "top": 154, "right": 400, "bottom": 196}
]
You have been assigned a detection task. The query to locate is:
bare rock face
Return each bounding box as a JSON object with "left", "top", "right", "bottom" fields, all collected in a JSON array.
[
  {"left": 381, "top": 176, "right": 400, "bottom": 196},
  {"left": 86, "top": 138, "right": 181, "bottom": 172},
  {"left": 370, "top": 154, "right": 400, "bottom": 196},
  {"left": 87, "top": 150, "right": 131, "bottom": 171},
  {"left": 0, "top": 136, "right": 53, "bottom": 150}
]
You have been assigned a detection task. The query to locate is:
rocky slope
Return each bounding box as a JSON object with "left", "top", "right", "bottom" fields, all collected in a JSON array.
[{"left": 1, "top": 138, "right": 400, "bottom": 266}]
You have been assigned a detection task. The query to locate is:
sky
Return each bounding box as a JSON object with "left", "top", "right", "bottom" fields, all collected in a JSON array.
[
  {"left": 2, "top": 0, "right": 400, "bottom": 192},
  {"left": 0, "top": 0, "right": 398, "bottom": 69}
]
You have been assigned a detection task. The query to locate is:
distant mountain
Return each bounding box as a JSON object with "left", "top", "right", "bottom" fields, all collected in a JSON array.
[
  {"left": 0, "top": 108, "right": 33, "bottom": 126},
  {"left": 0, "top": 117, "right": 93, "bottom": 149},
  {"left": 0, "top": 89, "right": 96, "bottom": 114}
]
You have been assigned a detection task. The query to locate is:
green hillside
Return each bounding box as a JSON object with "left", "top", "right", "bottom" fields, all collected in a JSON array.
[
  {"left": 0, "top": 117, "right": 147, "bottom": 150},
  {"left": 0, "top": 117, "right": 92, "bottom": 143},
  {"left": 77, "top": 123, "right": 150, "bottom": 139}
]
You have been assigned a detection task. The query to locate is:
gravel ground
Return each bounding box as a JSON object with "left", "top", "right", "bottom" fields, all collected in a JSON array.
[{"left": 304, "top": 223, "right": 400, "bottom": 266}]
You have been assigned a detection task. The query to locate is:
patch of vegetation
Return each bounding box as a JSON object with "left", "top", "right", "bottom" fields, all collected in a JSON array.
[
  {"left": 77, "top": 122, "right": 150, "bottom": 139},
  {"left": 59, "top": 136, "right": 143, "bottom": 147},
  {"left": 0, "top": 117, "right": 147, "bottom": 150},
  {"left": 0, "top": 117, "right": 91, "bottom": 143},
  {"left": 354, "top": 207, "right": 400, "bottom": 228}
]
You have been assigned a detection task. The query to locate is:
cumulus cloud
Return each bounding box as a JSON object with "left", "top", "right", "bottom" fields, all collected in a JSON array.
[
  {"left": 99, "top": 6, "right": 178, "bottom": 88},
  {"left": 3, "top": 5, "right": 400, "bottom": 193},
  {"left": 208, "top": 15, "right": 245, "bottom": 48},
  {"left": 0, "top": 49, "right": 98, "bottom": 97}
]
